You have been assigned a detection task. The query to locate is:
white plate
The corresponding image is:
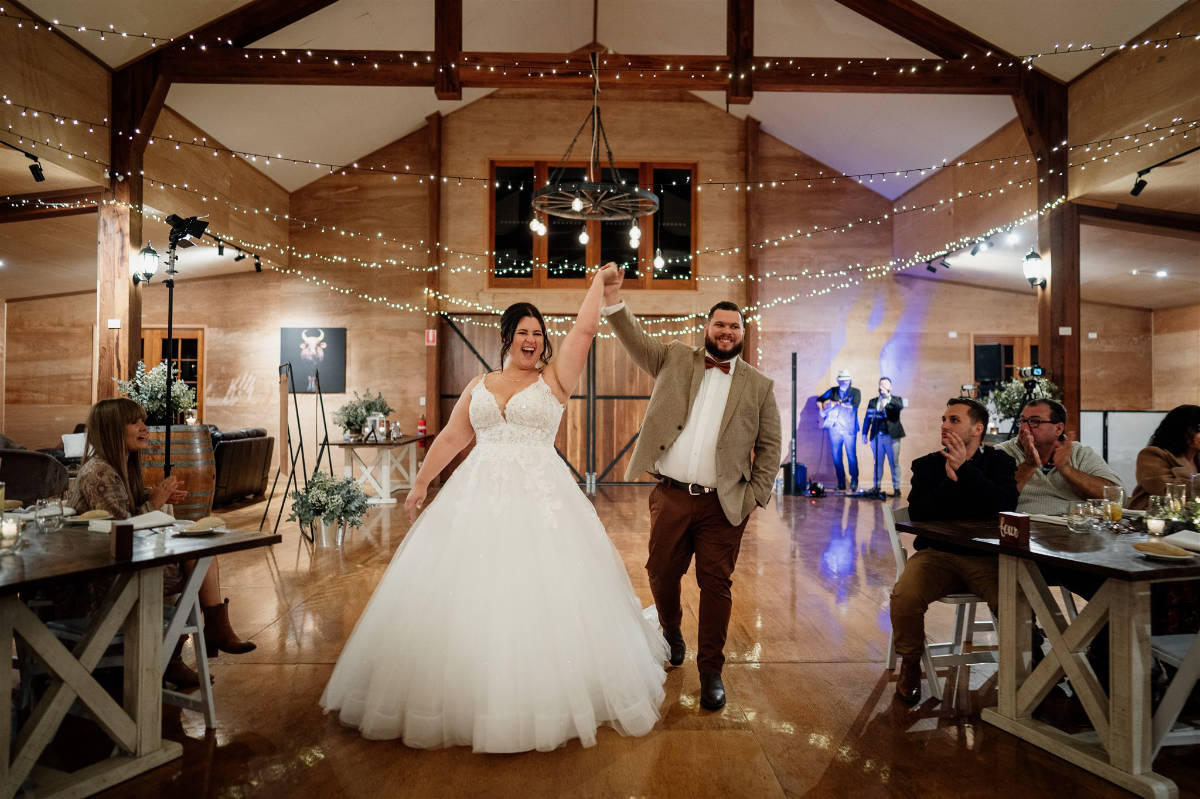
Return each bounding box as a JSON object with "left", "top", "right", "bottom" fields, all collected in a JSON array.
[
  {"left": 172, "top": 523, "right": 229, "bottom": 537},
  {"left": 1137, "top": 551, "right": 1196, "bottom": 563}
]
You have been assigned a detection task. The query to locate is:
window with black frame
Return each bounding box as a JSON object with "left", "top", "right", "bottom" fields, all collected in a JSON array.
[
  {"left": 599, "top": 167, "right": 641, "bottom": 280},
  {"left": 493, "top": 166, "right": 535, "bottom": 280},
  {"left": 546, "top": 167, "right": 589, "bottom": 280}
]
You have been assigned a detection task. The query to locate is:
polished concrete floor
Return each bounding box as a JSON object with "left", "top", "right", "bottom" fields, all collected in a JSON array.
[{"left": 97, "top": 487, "right": 1199, "bottom": 798}]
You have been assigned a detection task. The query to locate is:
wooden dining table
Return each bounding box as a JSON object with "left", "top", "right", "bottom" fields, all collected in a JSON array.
[
  {"left": 332, "top": 434, "right": 432, "bottom": 504},
  {"left": 0, "top": 523, "right": 280, "bottom": 798},
  {"left": 895, "top": 516, "right": 1200, "bottom": 799}
]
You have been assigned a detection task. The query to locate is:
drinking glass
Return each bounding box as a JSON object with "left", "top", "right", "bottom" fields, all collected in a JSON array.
[
  {"left": 0, "top": 513, "right": 23, "bottom": 555},
  {"left": 1102, "top": 485, "right": 1125, "bottom": 523},
  {"left": 38, "top": 496, "right": 64, "bottom": 533},
  {"left": 1146, "top": 495, "right": 1170, "bottom": 535},
  {"left": 1067, "top": 501, "right": 1092, "bottom": 534},
  {"left": 1191, "top": 473, "right": 1200, "bottom": 501},
  {"left": 1165, "top": 483, "right": 1188, "bottom": 517},
  {"left": 1088, "top": 498, "right": 1110, "bottom": 532}
]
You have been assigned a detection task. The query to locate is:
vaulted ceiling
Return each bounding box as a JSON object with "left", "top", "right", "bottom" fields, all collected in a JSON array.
[{"left": 2, "top": 0, "right": 1197, "bottom": 305}]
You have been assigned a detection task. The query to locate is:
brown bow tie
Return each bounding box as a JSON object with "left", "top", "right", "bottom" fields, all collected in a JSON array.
[{"left": 704, "top": 356, "right": 731, "bottom": 374}]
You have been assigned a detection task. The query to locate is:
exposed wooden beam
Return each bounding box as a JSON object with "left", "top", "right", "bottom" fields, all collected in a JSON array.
[
  {"left": 426, "top": 112, "right": 443, "bottom": 436},
  {"left": 832, "top": 0, "right": 1012, "bottom": 60},
  {"left": 434, "top": 0, "right": 462, "bottom": 100},
  {"left": 1077, "top": 203, "right": 1200, "bottom": 237},
  {"left": 119, "top": 0, "right": 341, "bottom": 70},
  {"left": 160, "top": 49, "right": 1017, "bottom": 93},
  {"left": 0, "top": 187, "right": 102, "bottom": 224},
  {"left": 727, "top": 0, "right": 754, "bottom": 104},
  {"left": 743, "top": 116, "right": 760, "bottom": 367}
]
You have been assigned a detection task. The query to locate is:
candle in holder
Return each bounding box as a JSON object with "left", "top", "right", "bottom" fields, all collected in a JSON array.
[
  {"left": 0, "top": 516, "right": 17, "bottom": 541},
  {"left": 1146, "top": 518, "right": 1166, "bottom": 535}
]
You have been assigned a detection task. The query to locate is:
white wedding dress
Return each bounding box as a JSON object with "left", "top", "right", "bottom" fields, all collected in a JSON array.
[{"left": 320, "top": 373, "right": 667, "bottom": 752}]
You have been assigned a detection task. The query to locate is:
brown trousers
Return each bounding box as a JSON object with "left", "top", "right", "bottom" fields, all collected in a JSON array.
[
  {"left": 889, "top": 548, "right": 998, "bottom": 658},
  {"left": 647, "top": 482, "right": 748, "bottom": 673}
]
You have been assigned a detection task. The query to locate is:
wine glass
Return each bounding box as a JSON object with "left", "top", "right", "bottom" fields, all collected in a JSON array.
[{"left": 1146, "top": 495, "right": 1170, "bottom": 536}]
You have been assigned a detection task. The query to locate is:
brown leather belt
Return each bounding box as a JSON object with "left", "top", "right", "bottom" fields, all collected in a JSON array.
[{"left": 658, "top": 476, "right": 717, "bottom": 495}]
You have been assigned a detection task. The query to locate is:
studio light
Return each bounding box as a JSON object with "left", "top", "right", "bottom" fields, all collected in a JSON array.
[
  {"left": 1022, "top": 248, "right": 1047, "bottom": 289},
  {"left": 132, "top": 241, "right": 159, "bottom": 284},
  {"left": 165, "top": 213, "right": 209, "bottom": 249},
  {"left": 1129, "top": 144, "right": 1199, "bottom": 197}
]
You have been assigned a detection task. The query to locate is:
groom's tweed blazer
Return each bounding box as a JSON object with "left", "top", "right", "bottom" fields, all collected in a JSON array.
[{"left": 608, "top": 305, "right": 782, "bottom": 526}]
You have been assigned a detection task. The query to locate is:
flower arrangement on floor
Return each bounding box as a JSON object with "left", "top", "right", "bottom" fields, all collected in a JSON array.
[
  {"left": 117, "top": 361, "right": 198, "bottom": 426},
  {"left": 985, "top": 376, "right": 1061, "bottom": 431},
  {"left": 287, "top": 471, "right": 369, "bottom": 529},
  {"left": 332, "top": 390, "right": 395, "bottom": 436}
]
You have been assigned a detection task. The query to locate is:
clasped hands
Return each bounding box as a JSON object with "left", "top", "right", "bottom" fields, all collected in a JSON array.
[
  {"left": 150, "top": 475, "right": 189, "bottom": 509},
  {"left": 940, "top": 431, "right": 969, "bottom": 482},
  {"left": 1017, "top": 424, "right": 1072, "bottom": 470}
]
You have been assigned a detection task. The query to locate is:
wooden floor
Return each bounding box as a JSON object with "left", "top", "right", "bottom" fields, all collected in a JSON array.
[{"left": 96, "top": 487, "right": 1199, "bottom": 799}]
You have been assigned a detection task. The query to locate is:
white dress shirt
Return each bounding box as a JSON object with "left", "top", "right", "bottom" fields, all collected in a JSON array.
[{"left": 603, "top": 300, "right": 734, "bottom": 487}]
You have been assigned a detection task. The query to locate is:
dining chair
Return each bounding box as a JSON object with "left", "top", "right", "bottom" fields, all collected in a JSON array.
[
  {"left": 883, "top": 504, "right": 997, "bottom": 702},
  {"left": 0, "top": 449, "right": 68, "bottom": 504}
]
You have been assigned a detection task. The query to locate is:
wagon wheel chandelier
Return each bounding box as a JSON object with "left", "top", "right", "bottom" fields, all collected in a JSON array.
[{"left": 530, "top": 52, "right": 659, "bottom": 242}]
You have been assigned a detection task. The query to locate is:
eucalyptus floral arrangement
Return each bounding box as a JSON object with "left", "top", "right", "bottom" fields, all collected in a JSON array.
[
  {"left": 332, "top": 390, "right": 395, "bottom": 431},
  {"left": 117, "top": 361, "right": 197, "bottom": 426},
  {"left": 287, "top": 471, "right": 369, "bottom": 528},
  {"left": 985, "top": 376, "right": 1062, "bottom": 427}
]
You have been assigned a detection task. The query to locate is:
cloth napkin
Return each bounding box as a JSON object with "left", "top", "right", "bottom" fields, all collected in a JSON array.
[
  {"left": 1162, "top": 530, "right": 1200, "bottom": 552},
  {"left": 88, "top": 510, "right": 177, "bottom": 533},
  {"left": 11, "top": 506, "right": 76, "bottom": 522},
  {"left": 1028, "top": 514, "right": 1069, "bottom": 526}
]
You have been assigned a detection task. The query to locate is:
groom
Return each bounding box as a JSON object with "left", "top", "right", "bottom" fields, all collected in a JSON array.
[{"left": 601, "top": 265, "right": 781, "bottom": 711}]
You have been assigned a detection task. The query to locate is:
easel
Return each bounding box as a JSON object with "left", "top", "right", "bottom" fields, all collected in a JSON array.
[{"left": 258, "top": 363, "right": 332, "bottom": 542}]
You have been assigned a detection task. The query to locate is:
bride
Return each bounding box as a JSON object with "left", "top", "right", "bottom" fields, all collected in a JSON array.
[{"left": 320, "top": 264, "right": 667, "bottom": 752}]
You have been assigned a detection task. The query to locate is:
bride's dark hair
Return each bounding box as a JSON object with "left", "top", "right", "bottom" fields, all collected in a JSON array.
[{"left": 497, "top": 302, "right": 553, "bottom": 368}]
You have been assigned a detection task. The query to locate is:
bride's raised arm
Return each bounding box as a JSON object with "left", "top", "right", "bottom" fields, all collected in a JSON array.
[{"left": 545, "top": 263, "right": 617, "bottom": 400}]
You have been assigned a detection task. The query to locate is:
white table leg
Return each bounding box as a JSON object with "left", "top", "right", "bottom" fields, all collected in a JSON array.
[
  {"left": 343, "top": 446, "right": 354, "bottom": 480},
  {"left": 1109, "top": 578, "right": 1154, "bottom": 774},
  {"left": 378, "top": 447, "right": 394, "bottom": 499}
]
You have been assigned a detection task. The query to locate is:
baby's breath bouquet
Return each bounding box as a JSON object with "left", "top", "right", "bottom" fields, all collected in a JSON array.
[
  {"left": 117, "top": 361, "right": 197, "bottom": 425},
  {"left": 287, "top": 471, "right": 369, "bottom": 528},
  {"left": 986, "top": 377, "right": 1061, "bottom": 430}
]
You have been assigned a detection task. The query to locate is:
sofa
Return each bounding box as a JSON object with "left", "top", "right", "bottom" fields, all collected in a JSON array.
[{"left": 207, "top": 427, "right": 275, "bottom": 507}]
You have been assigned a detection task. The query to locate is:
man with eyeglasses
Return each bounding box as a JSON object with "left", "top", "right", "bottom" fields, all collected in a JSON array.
[{"left": 996, "top": 398, "right": 1120, "bottom": 515}]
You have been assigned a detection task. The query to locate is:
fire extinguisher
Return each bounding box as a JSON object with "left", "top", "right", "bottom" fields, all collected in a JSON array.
[{"left": 417, "top": 414, "right": 427, "bottom": 448}]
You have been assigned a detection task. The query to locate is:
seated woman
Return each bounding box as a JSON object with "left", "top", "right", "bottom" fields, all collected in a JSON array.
[
  {"left": 66, "top": 397, "right": 256, "bottom": 689},
  {"left": 1130, "top": 404, "right": 1200, "bottom": 637}
]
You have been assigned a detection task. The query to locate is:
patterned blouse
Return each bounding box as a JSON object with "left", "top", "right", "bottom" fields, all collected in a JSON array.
[{"left": 52, "top": 458, "right": 183, "bottom": 618}]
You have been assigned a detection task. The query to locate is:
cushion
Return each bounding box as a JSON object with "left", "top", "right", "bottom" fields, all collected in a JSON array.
[{"left": 61, "top": 433, "right": 88, "bottom": 459}]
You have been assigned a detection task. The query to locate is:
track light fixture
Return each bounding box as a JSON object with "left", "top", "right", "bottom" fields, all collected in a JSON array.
[
  {"left": 925, "top": 262, "right": 937, "bottom": 274},
  {"left": 254, "top": 256, "right": 262, "bottom": 273},
  {"left": 234, "top": 252, "right": 246, "bottom": 262},
  {"left": 1130, "top": 143, "right": 1199, "bottom": 196},
  {"left": 1, "top": 141, "right": 46, "bottom": 182},
  {"left": 939, "top": 259, "right": 951, "bottom": 270},
  {"left": 217, "top": 241, "right": 225, "bottom": 256}
]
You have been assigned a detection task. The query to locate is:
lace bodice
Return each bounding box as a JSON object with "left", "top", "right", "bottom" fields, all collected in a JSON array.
[{"left": 469, "top": 374, "right": 563, "bottom": 448}]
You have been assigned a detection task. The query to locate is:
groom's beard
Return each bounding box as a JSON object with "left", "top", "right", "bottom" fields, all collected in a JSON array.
[{"left": 704, "top": 334, "right": 743, "bottom": 360}]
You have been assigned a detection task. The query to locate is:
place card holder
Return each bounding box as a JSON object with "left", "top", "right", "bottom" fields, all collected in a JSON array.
[
  {"left": 998, "top": 512, "right": 1030, "bottom": 548},
  {"left": 111, "top": 521, "right": 134, "bottom": 561}
]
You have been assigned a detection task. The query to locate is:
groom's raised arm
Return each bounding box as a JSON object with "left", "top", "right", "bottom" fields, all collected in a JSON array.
[{"left": 600, "top": 264, "right": 669, "bottom": 377}]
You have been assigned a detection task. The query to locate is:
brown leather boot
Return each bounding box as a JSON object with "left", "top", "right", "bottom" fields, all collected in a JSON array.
[
  {"left": 164, "top": 639, "right": 200, "bottom": 690},
  {"left": 895, "top": 655, "right": 922, "bottom": 704},
  {"left": 203, "top": 598, "right": 256, "bottom": 655}
]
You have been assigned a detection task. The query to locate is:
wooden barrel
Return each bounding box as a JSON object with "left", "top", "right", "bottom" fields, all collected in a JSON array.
[{"left": 141, "top": 425, "right": 216, "bottom": 521}]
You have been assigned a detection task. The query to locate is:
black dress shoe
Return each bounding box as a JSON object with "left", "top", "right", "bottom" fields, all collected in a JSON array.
[
  {"left": 699, "top": 672, "right": 726, "bottom": 710},
  {"left": 895, "top": 656, "right": 922, "bottom": 705},
  {"left": 663, "top": 627, "right": 685, "bottom": 667},
  {"left": 892, "top": 489, "right": 902, "bottom": 498}
]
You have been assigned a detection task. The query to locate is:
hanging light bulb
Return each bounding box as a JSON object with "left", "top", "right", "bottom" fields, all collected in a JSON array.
[
  {"left": 535, "top": 221, "right": 547, "bottom": 236},
  {"left": 629, "top": 235, "right": 639, "bottom": 249},
  {"left": 578, "top": 230, "right": 589, "bottom": 245},
  {"left": 529, "top": 216, "right": 540, "bottom": 232},
  {"left": 653, "top": 249, "right": 665, "bottom": 270},
  {"left": 629, "top": 221, "right": 641, "bottom": 239},
  {"left": 571, "top": 196, "right": 584, "bottom": 213}
]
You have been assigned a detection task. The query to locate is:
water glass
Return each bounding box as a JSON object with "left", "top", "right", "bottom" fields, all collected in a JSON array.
[
  {"left": 1087, "top": 498, "right": 1110, "bottom": 531},
  {"left": 1165, "top": 482, "right": 1188, "bottom": 517},
  {"left": 1146, "top": 495, "right": 1170, "bottom": 535},
  {"left": 36, "top": 496, "right": 64, "bottom": 533},
  {"left": 1191, "top": 473, "right": 1200, "bottom": 501},
  {"left": 1067, "top": 501, "right": 1092, "bottom": 534}
]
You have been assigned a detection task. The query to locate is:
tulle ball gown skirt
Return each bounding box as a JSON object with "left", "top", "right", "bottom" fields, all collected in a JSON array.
[{"left": 319, "top": 439, "right": 668, "bottom": 753}]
